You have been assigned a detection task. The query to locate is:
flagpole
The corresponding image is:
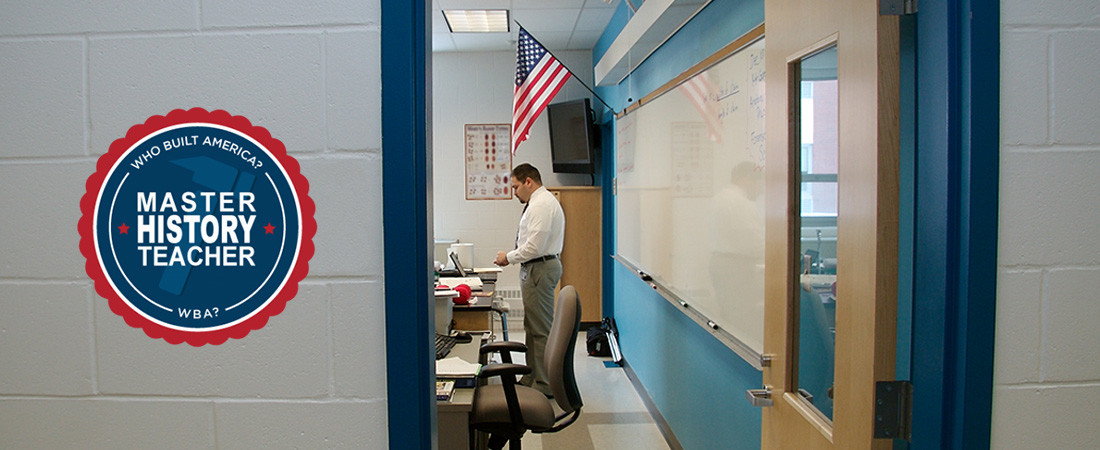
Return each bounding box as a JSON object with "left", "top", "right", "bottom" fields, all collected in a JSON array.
[{"left": 516, "top": 21, "right": 619, "bottom": 116}]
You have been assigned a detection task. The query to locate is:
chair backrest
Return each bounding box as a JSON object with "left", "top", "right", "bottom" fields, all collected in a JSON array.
[{"left": 545, "top": 285, "right": 583, "bottom": 413}]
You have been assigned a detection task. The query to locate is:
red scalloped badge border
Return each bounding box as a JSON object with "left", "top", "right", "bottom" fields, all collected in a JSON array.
[{"left": 78, "top": 108, "right": 316, "bottom": 346}]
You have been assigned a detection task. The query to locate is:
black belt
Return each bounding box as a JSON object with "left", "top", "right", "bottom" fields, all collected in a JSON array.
[{"left": 523, "top": 254, "right": 558, "bottom": 265}]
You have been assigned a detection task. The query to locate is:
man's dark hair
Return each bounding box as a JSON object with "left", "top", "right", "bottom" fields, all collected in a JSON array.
[{"left": 511, "top": 163, "right": 543, "bottom": 185}]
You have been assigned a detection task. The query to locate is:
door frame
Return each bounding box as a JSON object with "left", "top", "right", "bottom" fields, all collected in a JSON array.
[
  {"left": 377, "top": 0, "right": 1001, "bottom": 447},
  {"left": 382, "top": 0, "right": 435, "bottom": 448},
  {"left": 909, "top": 0, "right": 999, "bottom": 448}
]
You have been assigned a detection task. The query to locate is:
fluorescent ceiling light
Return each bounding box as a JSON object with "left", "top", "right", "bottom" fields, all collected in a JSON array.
[{"left": 443, "top": 10, "right": 510, "bottom": 33}]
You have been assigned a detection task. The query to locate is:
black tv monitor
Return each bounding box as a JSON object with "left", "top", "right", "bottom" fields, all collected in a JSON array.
[{"left": 547, "top": 98, "right": 599, "bottom": 174}]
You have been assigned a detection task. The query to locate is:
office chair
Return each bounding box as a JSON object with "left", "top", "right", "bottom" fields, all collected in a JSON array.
[{"left": 470, "top": 286, "right": 584, "bottom": 450}]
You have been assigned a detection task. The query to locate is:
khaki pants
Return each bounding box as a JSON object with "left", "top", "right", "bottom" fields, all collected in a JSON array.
[{"left": 518, "top": 257, "right": 562, "bottom": 396}]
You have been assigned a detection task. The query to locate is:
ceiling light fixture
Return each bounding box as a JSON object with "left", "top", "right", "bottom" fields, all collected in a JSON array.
[{"left": 443, "top": 9, "right": 510, "bottom": 33}]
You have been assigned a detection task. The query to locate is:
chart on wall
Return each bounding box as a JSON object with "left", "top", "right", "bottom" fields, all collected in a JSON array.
[
  {"left": 615, "top": 35, "right": 767, "bottom": 355},
  {"left": 464, "top": 124, "right": 512, "bottom": 200}
]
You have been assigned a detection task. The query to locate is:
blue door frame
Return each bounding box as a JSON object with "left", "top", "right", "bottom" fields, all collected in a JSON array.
[
  {"left": 910, "top": 0, "right": 999, "bottom": 448},
  {"left": 379, "top": 0, "right": 1000, "bottom": 448},
  {"left": 382, "top": 0, "right": 435, "bottom": 448}
]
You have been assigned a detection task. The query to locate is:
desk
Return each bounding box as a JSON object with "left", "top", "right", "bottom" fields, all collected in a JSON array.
[
  {"left": 447, "top": 268, "right": 498, "bottom": 331},
  {"left": 451, "top": 294, "right": 495, "bottom": 330},
  {"left": 437, "top": 333, "right": 490, "bottom": 450}
]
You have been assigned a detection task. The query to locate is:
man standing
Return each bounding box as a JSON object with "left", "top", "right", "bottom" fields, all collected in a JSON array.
[{"left": 494, "top": 163, "right": 564, "bottom": 397}]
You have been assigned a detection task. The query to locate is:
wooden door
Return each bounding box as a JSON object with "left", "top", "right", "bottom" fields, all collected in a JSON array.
[
  {"left": 761, "top": 0, "right": 899, "bottom": 448},
  {"left": 550, "top": 187, "right": 602, "bottom": 323}
]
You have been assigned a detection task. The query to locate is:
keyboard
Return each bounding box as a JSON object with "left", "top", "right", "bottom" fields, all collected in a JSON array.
[{"left": 435, "top": 334, "right": 458, "bottom": 360}]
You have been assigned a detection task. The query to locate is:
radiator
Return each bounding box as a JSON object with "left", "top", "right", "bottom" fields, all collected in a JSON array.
[{"left": 496, "top": 289, "right": 523, "bottom": 320}]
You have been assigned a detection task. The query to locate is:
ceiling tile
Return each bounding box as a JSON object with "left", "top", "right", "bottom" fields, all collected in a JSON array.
[
  {"left": 434, "top": 0, "right": 617, "bottom": 52},
  {"left": 513, "top": 0, "right": 587, "bottom": 9},
  {"left": 437, "top": 0, "right": 510, "bottom": 9},
  {"left": 574, "top": 7, "right": 615, "bottom": 31},
  {"left": 567, "top": 30, "right": 603, "bottom": 49},
  {"left": 432, "top": 32, "right": 457, "bottom": 52},
  {"left": 525, "top": 31, "right": 572, "bottom": 50},
  {"left": 449, "top": 33, "right": 516, "bottom": 52},
  {"left": 582, "top": 0, "right": 618, "bottom": 8},
  {"left": 432, "top": 9, "right": 452, "bottom": 33},
  {"left": 511, "top": 8, "right": 580, "bottom": 32}
]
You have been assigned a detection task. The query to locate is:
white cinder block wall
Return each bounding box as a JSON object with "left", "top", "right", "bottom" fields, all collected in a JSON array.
[
  {"left": 0, "top": 1, "right": 387, "bottom": 448},
  {"left": 994, "top": 0, "right": 1100, "bottom": 448},
  {"left": 432, "top": 50, "right": 596, "bottom": 294}
]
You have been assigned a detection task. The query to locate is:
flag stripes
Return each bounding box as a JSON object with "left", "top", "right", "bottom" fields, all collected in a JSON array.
[{"left": 512, "top": 27, "right": 572, "bottom": 155}]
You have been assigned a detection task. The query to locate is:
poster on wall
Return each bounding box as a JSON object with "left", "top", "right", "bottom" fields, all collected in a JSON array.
[
  {"left": 671, "top": 122, "right": 714, "bottom": 197},
  {"left": 464, "top": 123, "right": 513, "bottom": 200}
]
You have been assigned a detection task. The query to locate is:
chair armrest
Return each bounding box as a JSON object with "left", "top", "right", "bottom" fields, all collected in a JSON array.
[
  {"left": 480, "top": 341, "right": 527, "bottom": 355},
  {"left": 478, "top": 363, "right": 532, "bottom": 380},
  {"left": 480, "top": 341, "right": 527, "bottom": 364}
]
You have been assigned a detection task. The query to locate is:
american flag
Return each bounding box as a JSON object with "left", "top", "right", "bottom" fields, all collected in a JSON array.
[
  {"left": 513, "top": 27, "right": 571, "bottom": 155},
  {"left": 678, "top": 72, "right": 724, "bottom": 143}
]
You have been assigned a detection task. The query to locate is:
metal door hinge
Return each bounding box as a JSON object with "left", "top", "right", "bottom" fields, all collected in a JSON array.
[
  {"left": 746, "top": 386, "right": 773, "bottom": 407},
  {"left": 612, "top": 177, "right": 618, "bottom": 195},
  {"left": 880, "top": 0, "right": 917, "bottom": 15},
  {"left": 797, "top": 388, "right": 813, "bottom": 404},
  {"left": 873, "top": 380, "right": 913, "bottom": 441},
  {"left": 760, "top": 354, "right": 774, "bottom": 367}
]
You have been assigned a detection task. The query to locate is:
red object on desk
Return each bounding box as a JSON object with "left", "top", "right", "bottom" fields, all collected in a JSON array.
[{"left": 452, "top": 284, "right": 472, "bottom": 305}]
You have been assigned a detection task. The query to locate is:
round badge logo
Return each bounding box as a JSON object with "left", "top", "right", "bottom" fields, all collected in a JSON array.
[{"left": 79, "top": 108, "right": 315, "bottom": 345}]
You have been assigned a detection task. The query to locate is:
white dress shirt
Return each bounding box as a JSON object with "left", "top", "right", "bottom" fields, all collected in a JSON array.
[{"left": 507, "top": 186, "right": 565, "bottom": 264}]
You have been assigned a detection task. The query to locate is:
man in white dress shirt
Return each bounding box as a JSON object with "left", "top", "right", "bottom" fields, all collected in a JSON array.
[{"left": 494, "top": 163, "right": 565, "bottom": 397}]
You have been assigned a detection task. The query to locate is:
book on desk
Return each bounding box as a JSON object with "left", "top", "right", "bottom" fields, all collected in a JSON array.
[{"left": 436, "top": 379, "right": 456, "bottom": 401}]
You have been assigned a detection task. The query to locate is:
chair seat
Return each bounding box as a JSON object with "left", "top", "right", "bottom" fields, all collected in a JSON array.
[{"left": 470, "top": 384, "right": 555, "bottom": 431}]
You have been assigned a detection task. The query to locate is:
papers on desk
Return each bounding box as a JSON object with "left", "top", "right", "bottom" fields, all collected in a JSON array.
[
  {"left": 436, "top": 356, "right": 480, "bottom": 378},
  {"left": 438, "top": 277, "right": 483, "bottom": 291}
]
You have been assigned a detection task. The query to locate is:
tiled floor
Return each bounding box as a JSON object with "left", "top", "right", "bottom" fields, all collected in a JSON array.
[{"left": 496, "top": 328, "right": 672, "bottom": 450}]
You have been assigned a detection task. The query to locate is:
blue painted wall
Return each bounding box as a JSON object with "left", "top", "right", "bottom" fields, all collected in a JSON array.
[
  {"left": 615, "top": 265, "right": 762, "bottom": 449},
  {"left": 594, "top": 0, "right": 998, "bottom": 448},
  {"left": 597, "top": 0, "right": 765, "bottom": 448},
  {"left": 596, "top": 0, "right": 764, "bottom": 109}
]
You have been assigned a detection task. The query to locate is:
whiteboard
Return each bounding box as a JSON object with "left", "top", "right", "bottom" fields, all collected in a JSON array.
[{"left": 615, "top": 37, "right": 766, "bottom": 353}]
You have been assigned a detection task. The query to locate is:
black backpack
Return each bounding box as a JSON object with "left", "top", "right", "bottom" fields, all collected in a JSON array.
[{"left": 586, "top": 317, "right": 618, "bottom": 357}]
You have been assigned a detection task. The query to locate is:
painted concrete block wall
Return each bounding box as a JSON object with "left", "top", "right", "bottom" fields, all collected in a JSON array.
[
  {"left": 0, "top": 1, "right": 386, "bottom": 448},
  {"left": 431, "top": 50, "right": 595, "bottom": 293},
  {"left": 994, "top": 0, "right": 1100, "bottom": 448}
]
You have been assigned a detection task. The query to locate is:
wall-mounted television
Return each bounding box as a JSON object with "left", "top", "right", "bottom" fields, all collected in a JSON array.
[{"left": 547, "top": 98, "right": 599, "bottom": 174}]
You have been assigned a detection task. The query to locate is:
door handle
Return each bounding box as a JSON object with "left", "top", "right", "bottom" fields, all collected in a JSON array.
[{"left": 746, "top": 387, "right": 773, "bottom": 407}]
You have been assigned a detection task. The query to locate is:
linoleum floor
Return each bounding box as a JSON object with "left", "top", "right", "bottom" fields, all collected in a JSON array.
[{"left": 496, "top": 325, "right": 673, "bottom": 450}]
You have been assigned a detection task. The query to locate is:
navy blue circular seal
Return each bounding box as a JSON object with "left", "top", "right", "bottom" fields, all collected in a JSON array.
[{"left": 80, "top": 109, "right": 315, "bottom": 345}]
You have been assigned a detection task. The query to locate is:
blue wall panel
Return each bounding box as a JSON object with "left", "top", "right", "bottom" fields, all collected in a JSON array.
[
  {"left": 595, "top": 0, "right": 764, "bottom": 111},
  {"left": 599, "top": 0, "right": 765, "bottom": 448},
  {"left": 615, "top": 264, "right": 761, "bottom": 450}
]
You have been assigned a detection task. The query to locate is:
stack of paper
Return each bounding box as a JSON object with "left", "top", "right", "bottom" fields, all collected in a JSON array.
[
  {"left": 436, "top": 357, "right": 480, "bottom": 378},
  {"left": 438, "top": 277, "right": 483, "bottom": 290}
]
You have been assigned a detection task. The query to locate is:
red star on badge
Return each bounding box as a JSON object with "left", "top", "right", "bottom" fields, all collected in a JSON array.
[
  {"left": 118, "top": 223, "right": 130, "bottom": 234},
  {"left": 264, "top": 223, "right": 276, "bottom": 234}
]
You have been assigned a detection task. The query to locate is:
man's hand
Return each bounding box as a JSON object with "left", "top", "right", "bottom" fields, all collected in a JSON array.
[{"left": 494, "top": 251, "right": 510, "bottom": 267}]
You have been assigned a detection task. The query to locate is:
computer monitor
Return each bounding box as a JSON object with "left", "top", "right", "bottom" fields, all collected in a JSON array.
[{"left": 449, "top": 251, "right": 468, "bottom": 277}]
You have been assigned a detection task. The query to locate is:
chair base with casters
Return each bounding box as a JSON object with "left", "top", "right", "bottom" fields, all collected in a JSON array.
[{"left": 470, "top": 286, "right": 584, "bottom": 450}]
